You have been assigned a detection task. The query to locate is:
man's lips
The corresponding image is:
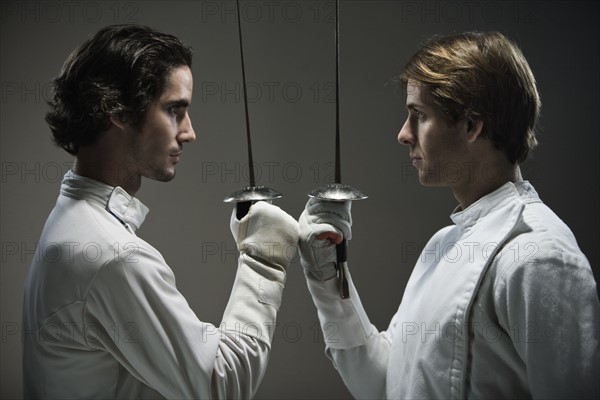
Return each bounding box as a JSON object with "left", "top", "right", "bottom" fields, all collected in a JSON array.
[
  {"left": 410, "top": 154, "right": 422, "bottom": 167},
  {"left": 170, "top": 151, "right": 183, "bottom": 163}
]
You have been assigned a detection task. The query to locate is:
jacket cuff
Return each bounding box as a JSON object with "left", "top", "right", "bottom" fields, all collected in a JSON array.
[
  {"left": 221, "top": 254, "right": 286, "bottom": 345},
  {"left": 305, "top": 264, "right": 373, "bottom": 349}
]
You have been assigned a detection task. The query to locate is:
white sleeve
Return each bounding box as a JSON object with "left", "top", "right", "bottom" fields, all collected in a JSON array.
[
  {"left": 495, "top": 249, "right": 600, "bottom": 399},
  {"left": 305, "top": 265, "right": 392, "bottom": 399},
  {"left": 211, "top": 252, "right": 287, "bottom": 399},
  {"left": 84, "top": 243, "right": 286, "bottom": 399}
]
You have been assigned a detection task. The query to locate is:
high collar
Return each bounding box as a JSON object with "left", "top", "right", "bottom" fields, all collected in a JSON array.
[
  {"left": 450, "top": 180, "right": 539, "bottom": 229},
  {"left": 60, "top": 170, "right": 149, "bottom": 232}
]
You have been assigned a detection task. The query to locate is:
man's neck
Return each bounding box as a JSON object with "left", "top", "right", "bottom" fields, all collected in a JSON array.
[
  {"left": 452, "top": 162, "right": 520, "bottom": 211},
  {"left": 74, "top": 139, "right": 141, "bottom": 197}
]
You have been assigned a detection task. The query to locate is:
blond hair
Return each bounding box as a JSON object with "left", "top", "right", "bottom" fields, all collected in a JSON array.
[{"left": 400, "top": 31, "right": 541, "bottom": 164}]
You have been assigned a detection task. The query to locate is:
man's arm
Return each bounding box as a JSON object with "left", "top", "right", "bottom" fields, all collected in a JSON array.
[
  {"left": 495, "top": 249, "right": 600, "bottom": 398},
  {"left": 84, "top": 201, "right": 298, "bottom": 398},
  {"left": 299, "top": 198, "right": 391, "bottom": 398},
  {"left": 305, "top": 267, "right": 392, "bottom": 399},
  {"left": 212, "top": 201, "right": 299, "bottom": 397}
]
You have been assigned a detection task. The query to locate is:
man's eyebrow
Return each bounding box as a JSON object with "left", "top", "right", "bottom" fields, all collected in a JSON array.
[{"left": 164, "top": 99, "right": 190, "bottom": 108}]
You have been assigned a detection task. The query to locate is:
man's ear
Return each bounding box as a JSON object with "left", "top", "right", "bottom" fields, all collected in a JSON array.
[
  {"left": 109, "top": 114, "right": 129, "bottom": 130},
  {"left": 465, "top": 117, "right": 484, "bottom": 143}
]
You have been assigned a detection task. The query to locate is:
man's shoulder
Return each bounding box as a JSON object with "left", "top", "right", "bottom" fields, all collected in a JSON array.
[
  {"left": 515, "top": 199, "right": 584, "bottom": 257},
  {"left": 42, "top": 198, "right": 122, "bottom": 254},
  {"left": 29, "top": 194, "right": 166, "bottom": 293},
  {"left": 490, "top": 199, "right": 591, "bottom": 284}
]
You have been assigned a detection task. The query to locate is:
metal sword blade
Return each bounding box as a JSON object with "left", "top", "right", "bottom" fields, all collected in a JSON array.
[
  {"left": 307, "top": 0, "right": 366, "bottom": 299},
  {"left": 224, "top": 0, "right": 282, "bottom": 210}
]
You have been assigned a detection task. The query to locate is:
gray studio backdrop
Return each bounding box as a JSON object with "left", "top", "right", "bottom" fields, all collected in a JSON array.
[{"left": 1, "top": 1, "right": 598, "bottom": 398}]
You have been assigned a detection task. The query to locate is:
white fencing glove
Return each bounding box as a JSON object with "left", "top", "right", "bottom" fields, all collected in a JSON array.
[
  {"left": 222, "top": 201, "right": 299, "bottom": 347},
  {"left": 298, "top": 198, "right": 352, "bottom": 281},
  {"left": 230, "top": 201, "right": 299, "bottom": 272}
]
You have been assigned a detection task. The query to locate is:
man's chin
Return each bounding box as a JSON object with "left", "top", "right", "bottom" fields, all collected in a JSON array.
[
  {"left": 147, "top": 169, "right": 176, "bottom": 183},
  {"left": 418, "top": 175, "right": 444, "bottom": 187}
]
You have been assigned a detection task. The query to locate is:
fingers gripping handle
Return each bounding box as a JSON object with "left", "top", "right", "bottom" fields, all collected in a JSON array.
[
  {"left": 236, "top": 199, "right": 277, "bottom": 220},
  {"left": 236, "top": 201, "right": 252, "bottom": 220},
  {"left": 336, "top": 239, "right": 350, "bottom": 299},
  {"left": 305, "top": 196, "right": 363, "bottom": 299}
]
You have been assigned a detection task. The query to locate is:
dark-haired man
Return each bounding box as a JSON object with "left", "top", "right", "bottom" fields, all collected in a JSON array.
[
  {"left": 23, "top": 24, "right": 299, "bottom": 398},
  {"left": 299, "top": 31, "right": 599, "bottom": 398}
]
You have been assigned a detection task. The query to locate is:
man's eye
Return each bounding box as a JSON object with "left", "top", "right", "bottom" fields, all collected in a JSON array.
[
  {"left": 168, "top": 106, "right": 187, "bottom": 119},
  {"left": 408, "top": 109, "right": 424, "bottom": 120}
]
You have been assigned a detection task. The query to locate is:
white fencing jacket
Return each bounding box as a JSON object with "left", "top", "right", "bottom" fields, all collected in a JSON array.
[
  {"left": 306, "top": 181, "right": 599, "bottom": 399},
  {"left": 22, "top": 171, "right": 289, "bottom": 399}
]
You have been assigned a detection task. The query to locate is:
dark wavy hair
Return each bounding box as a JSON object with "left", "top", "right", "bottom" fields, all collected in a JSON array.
[
  {"left": 399, "top": 31, "right": 541, "bottom": 164},
  {"left": 45, "top": 24, "right": 192, "bottom": 155}
]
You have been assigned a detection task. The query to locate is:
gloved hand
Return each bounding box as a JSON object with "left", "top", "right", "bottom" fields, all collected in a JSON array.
[
  {"left": 298, "top": 198, "right": 352, "bottom": 280},
  {"left": 230, "top": 201, "right": 299, "bottom": 271}
]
